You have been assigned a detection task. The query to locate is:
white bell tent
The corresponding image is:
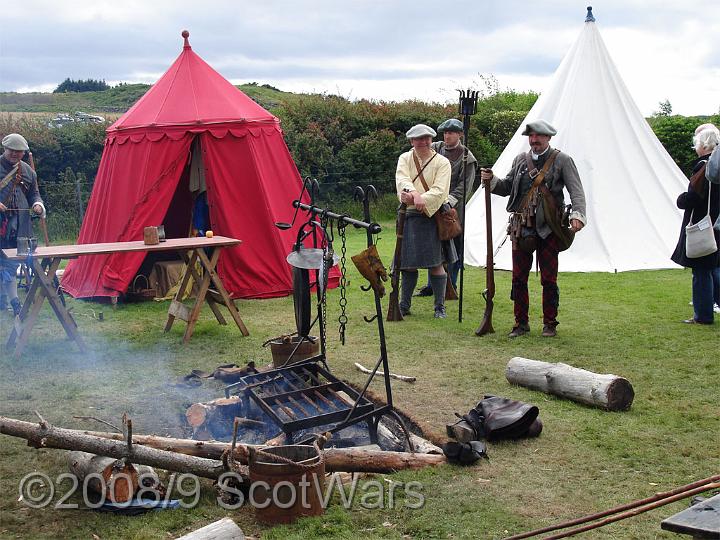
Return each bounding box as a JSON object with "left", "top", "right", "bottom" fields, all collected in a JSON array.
[{"left": 464, "top": 7, "right": 687, "bottom": 272}]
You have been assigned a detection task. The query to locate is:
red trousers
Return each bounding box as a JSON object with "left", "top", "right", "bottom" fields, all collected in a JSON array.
[{"left": 511, "top": 233, "right": 561, "bottom": 325}]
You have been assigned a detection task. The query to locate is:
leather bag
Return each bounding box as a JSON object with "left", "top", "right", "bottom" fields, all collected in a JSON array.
[
  {"left": 434, "top": 203, "right": 462, "bottom": 241},
  {"left": 412, "top": 152, "right": 462, "bottom": 241}
]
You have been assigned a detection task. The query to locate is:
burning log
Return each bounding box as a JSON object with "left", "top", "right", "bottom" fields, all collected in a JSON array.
[
  {"left": 505, "top": 357, "right": 635, "bottom": 411},
  {"left": 186, "top": 397, "right": 243, "bottom": 439},
  {"left": 0, "top": 416, "right": 231, "bottom": 480},
  {"left": 84, "top": 431, "right": 448, "bottom": 473},
  {"left": 67, "top": 452, "right": 165, "bottom": 502},
  {"left": 68, "top": 452, "right": 137, "bottom": 502}
]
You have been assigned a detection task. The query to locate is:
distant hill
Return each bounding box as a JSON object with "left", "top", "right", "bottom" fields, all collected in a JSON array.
[{"left": 0, "top": 82, "right": 293, "bottom": 113}]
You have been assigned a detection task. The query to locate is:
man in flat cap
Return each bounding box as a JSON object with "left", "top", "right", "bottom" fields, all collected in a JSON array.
[
  {"left": 395, "top": 124, "right": 456, "bottom": 318},
  {"left": 415, "top": 118, "right": 477, "bottom": 297},
  {"left": 481, "top": 120, "right": 586, "bottom": 337},
  {"left": 0, "top": 133, "right": 45, "bottom": 316}
]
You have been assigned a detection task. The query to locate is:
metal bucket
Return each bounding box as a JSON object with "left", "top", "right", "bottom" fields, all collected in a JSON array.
[
  {"left": 249, "top": 444, "right": 325, "bottom": 524},
  {"left": 269, "top": 336, "right": 320, "bottom": 368}
]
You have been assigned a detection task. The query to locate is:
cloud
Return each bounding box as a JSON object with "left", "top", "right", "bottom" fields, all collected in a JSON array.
[{"left": 1, "top": 1, "right": 718, "bottom": 115}]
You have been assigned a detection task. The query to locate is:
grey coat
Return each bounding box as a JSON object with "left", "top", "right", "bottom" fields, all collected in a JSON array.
[
  {"left": 490, "top": 147, "right": 586, "bottom": 239},
  {"left": 0, "top": 156, "right": 43, "bottom": 247},
  {"left": 431, "top": 141, "right": 476, "bottom": 221}
]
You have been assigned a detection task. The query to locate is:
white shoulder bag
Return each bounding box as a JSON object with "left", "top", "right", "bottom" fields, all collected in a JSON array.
[{"left": 685, "top": 181, "right": 717, "bottom": 258}]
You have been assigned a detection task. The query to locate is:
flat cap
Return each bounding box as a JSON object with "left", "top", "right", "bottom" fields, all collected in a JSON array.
[
  {"left": 2, "top": 133, "right": 29, "bottom": 151},
  {"left": 438, "top": 118, "right": 463, "bottom": 133},
  {"left": 406, "top": 124, "right": 436, "bottom": 139},
  {"left": 521, "top": 120, "right": 557, "bottom": 136}
]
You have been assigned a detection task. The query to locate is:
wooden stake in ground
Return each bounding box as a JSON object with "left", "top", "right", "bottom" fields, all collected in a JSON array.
[{"left": 505, "top": 357, "right": 634, "bottom": 411}]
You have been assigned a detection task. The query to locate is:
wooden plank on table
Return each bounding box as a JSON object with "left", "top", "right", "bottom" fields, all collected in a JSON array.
[
  {"left": 168, "top": 300, "right": 191, "bottom": 323},
  {"left": 1, "top": 236, "right": 240, "bottom": 261}
]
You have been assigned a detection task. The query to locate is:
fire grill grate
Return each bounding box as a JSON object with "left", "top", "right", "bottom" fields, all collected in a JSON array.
[{"left": 225, "top": 359, "right": 376, "bottom": 442}]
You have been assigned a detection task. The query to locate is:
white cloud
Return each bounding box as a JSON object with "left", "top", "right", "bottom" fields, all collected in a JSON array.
[{"left": 1, "top": 1, "right": 719, "bottom": 116}]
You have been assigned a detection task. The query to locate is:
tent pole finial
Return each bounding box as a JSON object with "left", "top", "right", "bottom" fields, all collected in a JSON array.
[
  {"left": 182, "top": 30, "right": 191, "bottom": 49},
  {"left": 585, "top": 6, "right": 595, "bottom": 22}
]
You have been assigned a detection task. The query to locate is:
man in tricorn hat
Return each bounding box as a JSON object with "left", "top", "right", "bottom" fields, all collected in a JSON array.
[
  {"left": 415, "top": 118, "right": 477, "bottom": 296},
  {"left": 0, "top": 133, "right": 45, "bottom": 316},
  {"left": 481, "top": 120, "right": 586, "bottom": 337},
  {"left": 395, "top": 124, "right": 457, "bottom": 319}
]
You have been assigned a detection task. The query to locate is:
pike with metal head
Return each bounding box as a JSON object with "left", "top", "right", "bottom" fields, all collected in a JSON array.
[{"left": 457, "top": 89, "right": 479, "bottom": 323}]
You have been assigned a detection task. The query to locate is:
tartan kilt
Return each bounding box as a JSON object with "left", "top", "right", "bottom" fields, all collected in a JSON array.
[{"left": 399, "top": 209, "right": 458, "bottom": 270}]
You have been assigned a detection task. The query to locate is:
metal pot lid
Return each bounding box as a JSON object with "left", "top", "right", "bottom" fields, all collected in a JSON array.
[{"left": 287, "top": 247, "right": 339, "bottom": 270}]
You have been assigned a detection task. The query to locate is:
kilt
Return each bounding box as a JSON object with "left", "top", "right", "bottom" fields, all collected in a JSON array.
[{"left": 400, "top": 209, "right": 458, "bottom": 270}]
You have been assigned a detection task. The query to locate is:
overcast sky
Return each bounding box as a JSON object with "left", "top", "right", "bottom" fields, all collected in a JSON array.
[{"left": 1, "top": 0, "right": 718, "bottom": 116}]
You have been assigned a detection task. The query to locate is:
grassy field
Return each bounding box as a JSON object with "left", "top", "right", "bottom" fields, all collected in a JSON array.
[{"left": 0, "top": 223, "right": 718, "bottom": 539}]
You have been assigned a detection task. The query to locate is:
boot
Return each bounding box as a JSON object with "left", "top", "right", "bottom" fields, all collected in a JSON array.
[
  {"left": 430, "top": 274, "right": 447, "bottom": 318},
  {"left": 508, "top": 322, "right": 530, "bottom": 338},
  {"left": 542, "top": 321, "right": 558, "bottom": 337},
  {"left": 10, "top": 297, "right": 21, "bottom": 317},
  {"left": 351, "top": 245, "right": 388, "bottom": 297},
  {"left": 414, "top": 284, "right": 433, "bottom": 297}
]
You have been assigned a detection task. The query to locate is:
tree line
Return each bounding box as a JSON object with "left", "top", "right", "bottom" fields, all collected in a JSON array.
[
  {"left": 0, "top": 88, "right": 717, "bottom": 238},
  {"left": 54, "top": 78, "right": 110, "bottom": 93}
]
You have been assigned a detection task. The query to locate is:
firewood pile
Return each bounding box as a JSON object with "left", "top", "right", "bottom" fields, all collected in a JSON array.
[{"left": 0, "top": 411, "right": 446, "bottom": 507}]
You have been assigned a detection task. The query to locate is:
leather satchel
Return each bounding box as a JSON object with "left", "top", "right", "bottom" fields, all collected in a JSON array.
[{"left": 413, "top": 152, "right": 462, "bottom": 241}]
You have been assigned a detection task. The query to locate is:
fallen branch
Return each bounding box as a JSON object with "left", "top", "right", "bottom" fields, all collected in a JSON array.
[
  {"left": 84, "top": 430, "right": 447, "bottom": 473},
  {"left": 0, "top": 416, "right": 228, "bottom": 480},
  {"left": 354, "top": 362, "right": 416, "bottom": 383}
]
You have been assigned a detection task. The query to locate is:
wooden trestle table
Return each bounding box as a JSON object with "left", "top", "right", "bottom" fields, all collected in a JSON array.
[{"left": 2, "top": 236, "right": 249, "bottom": 358}]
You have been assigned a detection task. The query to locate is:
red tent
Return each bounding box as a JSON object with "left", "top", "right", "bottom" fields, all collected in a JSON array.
[{"left": 63, "top": 32, "right": 330, "bottom": 300}]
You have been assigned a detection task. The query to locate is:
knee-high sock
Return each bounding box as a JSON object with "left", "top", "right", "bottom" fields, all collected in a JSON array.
[
  {"left": 430, "top": 274, "right": 447, "bottom": 309},
  {"left": 400, "top": 270, "right": 418, "bottom": 312},
  {"left": 2, "top": 277, "right": 18, "bottom": 301}
]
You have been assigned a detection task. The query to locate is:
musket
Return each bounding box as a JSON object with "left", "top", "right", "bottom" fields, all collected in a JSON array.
[
  {"left": 27, "top": 152, "right": 50, "bottom": 247},
  {"left": 386, "top": 202, "right": 407, "bottom": 322},
  {"left": 475, "top": 168, "right": 495, "bottom": 336}
]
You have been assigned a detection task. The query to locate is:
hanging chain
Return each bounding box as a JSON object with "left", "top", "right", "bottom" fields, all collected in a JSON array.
[
  {"left": 319, "top": 214, "right": 330, "bottom": 348},
  {"left": 337, "top": 222, "right": 348, "bottom": 345}
]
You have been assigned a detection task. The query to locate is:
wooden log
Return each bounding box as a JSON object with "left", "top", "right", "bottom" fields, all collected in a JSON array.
[
  {"left": 68, "top": 451, "right": 137, "bottom": 502},
  {"left": 186, "top": 397, "right": 242, "bottom": 428},
  {"left": 186, "top": 397, "right": 243, "bottom": 439},
  {"left": 0, "top": 416, "right": 228, "bottom": 479},
  {"left": 505, "top": 357, "right": 635, "bottom": 411},
  {"left": 83, "top": 430, "right": 447, "bottom": 473},
  {"left": 176, "top": 517, "right": 245, "bottom": 540}
]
